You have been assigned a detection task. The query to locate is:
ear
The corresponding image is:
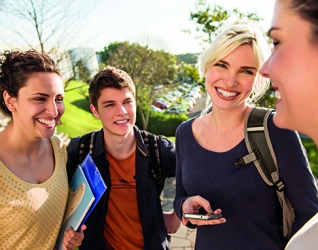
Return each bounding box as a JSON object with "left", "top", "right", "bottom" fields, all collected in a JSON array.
[
  {"left": 3, "top": 91, "right": 17, "bottom": 112},
  {"left": 90, "top": 104, "right": 100, "bottom": 119}
]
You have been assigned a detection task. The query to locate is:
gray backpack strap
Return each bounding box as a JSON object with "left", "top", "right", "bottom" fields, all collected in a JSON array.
[
  {"left": 236, "top": 107, "right": 294, "bottom": 239},
  {"left": 244, "top": 108, "right": 278, "bottom": 186}
]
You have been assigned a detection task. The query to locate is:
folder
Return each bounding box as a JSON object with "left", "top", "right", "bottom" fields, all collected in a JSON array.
[{"left": 56, "top": 154, "right": 107, "bottom": 249}]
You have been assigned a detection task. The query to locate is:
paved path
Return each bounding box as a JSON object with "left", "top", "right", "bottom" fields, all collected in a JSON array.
[
  {"left": 187, "top": 92, "right": 207, "bottom": 119},
  {"left": 161, "top": 94, "right": 208, "bottom": 249},
  {"left": 162, "top": 177, "right": 196, "bottom": 249}
]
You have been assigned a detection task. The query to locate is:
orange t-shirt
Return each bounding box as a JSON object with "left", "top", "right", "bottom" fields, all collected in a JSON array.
[{"left": 104, "top": 150, "right": 144, "bottom": 249}]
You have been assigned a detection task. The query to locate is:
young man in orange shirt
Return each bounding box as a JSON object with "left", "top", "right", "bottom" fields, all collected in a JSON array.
[{"left": 66, "top": 66, "right": 180, "bottom": 249}]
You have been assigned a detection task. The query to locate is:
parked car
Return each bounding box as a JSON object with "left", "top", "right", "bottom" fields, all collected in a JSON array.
[
  {"left": 184, "top": 96, "right": 196, "bottom": 105},
  {"left": 167, "top": 90, "right": 183, "bottom": 98},
  {"left": 180, "top": 100, "right": 194, "bottom": 111},
  {"left": 191, "top": 85, "right": 202, "bottom": 92},
  {"left": 154, "top": 84, "right": 164, "bottom": 90},
  {"left": 153, "top": 101, "right": 168, "bottom": 109},
  {"left": 151, "top": 105, "right": 162, "bottom": 112},
  {"left": 156, "top": 98, "right": 171, "bottom": 105},
  {"left": 177, "top": 86, "right": 188, "bottom": 93},
  {"left": 187, "top": 90, "right": 201, "bottom": 99},
  {"left": 182, "top": 82, "right": 192, "bottom": 90},
  {"left": 163, "top": 93, "right": 177, "bottom": 102},
  {"left": 165, "top": 106, "right": 186, "bottom": 115},
  {"left": 178, "top": 100, "right": 193, "bottom": 111}
]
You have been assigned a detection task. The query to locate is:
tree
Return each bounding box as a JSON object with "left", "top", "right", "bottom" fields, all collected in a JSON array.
[
  {"left": 189, "top": 0, "right": 262, "bottom": 45},
  {"left": 0, "top": 0, "right": 99, "bottom": 80},
  {"left": 99, "top": 42, "right": 178, "bottom": 130},
  {"left": 188, "top": 0, "right": 275, "bottom": 107},
  {"left": 177, "top": 61, "right": 203, "bottom": 85},
  {"left": 73, "top": 60, "right": 91, "bottom": 84},
  {"left": 177, "top": 53, "right": 199, "bottom": 65}
]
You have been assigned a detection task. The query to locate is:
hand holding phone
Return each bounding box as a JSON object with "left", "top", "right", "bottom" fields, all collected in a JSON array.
[{"left": 183, "top": 213, "right": 222, "bottom": 220}]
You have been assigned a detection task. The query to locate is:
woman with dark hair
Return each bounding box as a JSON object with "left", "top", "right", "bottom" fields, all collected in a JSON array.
[
  {"left": 0, "top": 49, "right": 85, "bottom": 250},
  {"left": 260, "top": 0, "right": 318, "bottom": 249},
  {"left": 260, "top": 0, "right": 318, "bottom": 145}
]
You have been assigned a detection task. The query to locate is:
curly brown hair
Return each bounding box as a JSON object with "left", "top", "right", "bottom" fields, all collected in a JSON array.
[
  {"left": 0, "top": 49, "right": 60, "bottom": 117},
  {"left": 89, "top": 66, "right": 136, "bottom": 109}
]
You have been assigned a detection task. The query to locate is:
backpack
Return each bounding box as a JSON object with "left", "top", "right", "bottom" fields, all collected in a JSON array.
[
  {"left": 77, "top": 130, "right": 165, "bottom": 195},
  {"left": 234, "top": 107, "right": 294, "bottom": 239}
]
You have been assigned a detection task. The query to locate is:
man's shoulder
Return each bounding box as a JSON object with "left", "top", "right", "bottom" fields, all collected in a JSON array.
[{"left": 67, "top": 130, "right": 101, "bottom": 152}]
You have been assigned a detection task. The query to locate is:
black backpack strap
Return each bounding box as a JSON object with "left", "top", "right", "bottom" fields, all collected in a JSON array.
[
  {"left": 245, "top": 108, "right": 279, "bottom": 186},
  {"left": 141, "top": 130, "right": 165, "bottom": 194},
  {"left": 78, "top": 131, "right": 98, "bottom": 165},
  {"left": 235, "top": 107, "right": 294, "bottom": 238}
]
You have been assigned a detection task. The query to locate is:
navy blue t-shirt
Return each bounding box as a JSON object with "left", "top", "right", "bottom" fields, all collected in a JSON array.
[{"left": 173, "top": 114, "right": 318, "bottom": 250}]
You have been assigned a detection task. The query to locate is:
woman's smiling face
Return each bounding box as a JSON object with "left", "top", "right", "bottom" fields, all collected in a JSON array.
[
  {"left": 260, "top": 0, "right": 318, "bottom": 139},
  {"left": 8, "top": 72, "right": 64, "bottom": 139},
  {"left": 205, "top": 44, "right": 257, "bottom": 111}
]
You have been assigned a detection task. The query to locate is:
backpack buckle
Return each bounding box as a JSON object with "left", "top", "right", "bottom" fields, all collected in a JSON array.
[
  {"left": 234, "top": 151, "right": 259, "bottom": 169},
  {"left": 234, "top": 158, "right": 246, "bottom": 168}
]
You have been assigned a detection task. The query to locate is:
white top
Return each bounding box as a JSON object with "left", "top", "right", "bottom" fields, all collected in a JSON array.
[{"left": 285, "top": 212, "right": 318, "bottom": 250}]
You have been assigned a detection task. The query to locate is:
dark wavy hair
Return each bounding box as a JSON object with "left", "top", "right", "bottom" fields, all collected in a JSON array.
[
  {"left": 89, "top": 66, "right": 136, "bottom": 109},
  {"left": 0, "top": 49, "right": 60, "bottom": 117},
  {"left": 288, "top": 0, "right": 318, "bottom": 43}
]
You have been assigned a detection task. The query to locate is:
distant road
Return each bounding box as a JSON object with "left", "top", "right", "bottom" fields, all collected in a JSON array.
[{"left": 187, "top": 92, "right": 207, "bottom": 118}]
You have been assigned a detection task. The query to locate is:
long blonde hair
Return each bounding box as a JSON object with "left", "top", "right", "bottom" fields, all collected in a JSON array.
[{"left": 198, "top": 20, "right": 271, "bottom": 115}]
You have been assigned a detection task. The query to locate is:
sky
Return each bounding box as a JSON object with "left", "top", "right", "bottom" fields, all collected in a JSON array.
[
  {"left": 0, "top": 0, "right": 276, "bottom": 55},
  {"left": 76, "top": 0, "right": 276, "bottom": 55}
]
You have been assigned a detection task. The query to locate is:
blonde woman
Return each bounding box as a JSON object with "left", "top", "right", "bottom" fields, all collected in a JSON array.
[{"left": 173, "top": 21, "right": 318, "bottom": 250}]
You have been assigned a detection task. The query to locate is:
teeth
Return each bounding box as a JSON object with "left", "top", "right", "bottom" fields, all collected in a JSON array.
[
  {"left": 38, "top": 119, "right": 55, "bottom": 125},
  {"left": 275, "top": 90, "right": 281, "bottom": 99},
  {"left": 115, "top": 120, "right": 127, "bottom": 124},
  {"left": 217, "top": 88, "right": 237, "bottom": 97}
]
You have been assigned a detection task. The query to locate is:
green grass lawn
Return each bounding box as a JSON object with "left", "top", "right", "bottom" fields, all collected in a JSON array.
[
  {"left": 302, "top": 137, "right": 318, "bottom": 177},
  {"left": 56, "top": 81, "right": 102, "bottom": 138}
]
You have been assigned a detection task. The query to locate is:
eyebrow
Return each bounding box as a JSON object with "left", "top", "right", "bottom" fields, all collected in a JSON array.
[
  {"left": 241, "top": 66, "right": 257, "bottom": 71},
  {"left": 267, "top": 27, "right": 279, "bottom": 38},
  {"left": 31, "top": 93, "right": 64, "bottom": 97},
  {"left": 219, "top": 60, "right": 229, "bottom": 66},
  {"left": 218, "top": 60, "right": 257, "bottom": 71},
  {"left": 31, "top": 93, "right": 50, "bottom": 97},
  {"left": 101, "top": 97, "right": 133, "bottom": 105}
]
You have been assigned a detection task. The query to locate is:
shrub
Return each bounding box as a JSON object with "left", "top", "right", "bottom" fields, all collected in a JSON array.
[
  {"left": 136, "top": 111, "right": 188, "bottom": 136},
  {"left": 301, "top": 137, "right": 318, "bottom": 177}
]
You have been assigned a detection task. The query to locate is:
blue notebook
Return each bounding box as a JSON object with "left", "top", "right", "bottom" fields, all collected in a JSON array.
[
  {"left": 56, "top": 154, "right": 107, "bottom": 249},
  {"left": 57, "top": 166, "right": 95, "bottom": 249},
  {"left": 81, "top": 153, "right": 107, "bottom": 224}
]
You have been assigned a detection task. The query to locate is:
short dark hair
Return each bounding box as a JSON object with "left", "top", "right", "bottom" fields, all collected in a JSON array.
[
  {"left": 89, "top": 66, "right": 136, "bottom": 108},
  {"left": 0, "top": 49, "right": 60, "bottom": 117},
  {"left": 288, "top": 0, "right": 318, "bottom": 43}
]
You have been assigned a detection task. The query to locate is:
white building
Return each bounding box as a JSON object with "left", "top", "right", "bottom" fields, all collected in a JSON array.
[
  {"left": 69, "top": 47, "right": 99, "bottom": 78},
  {"left": 0, "top": 44, "right": 99, "bottom": 81}
]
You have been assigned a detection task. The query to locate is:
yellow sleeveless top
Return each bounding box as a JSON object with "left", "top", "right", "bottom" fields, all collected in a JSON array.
[{"left": 0, "top": 134, "right": 68, "bottom": 250}]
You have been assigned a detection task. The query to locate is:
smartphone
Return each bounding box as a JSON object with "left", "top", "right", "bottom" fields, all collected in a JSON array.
[{"left": 183, "top": 213, "right": 222, "bottom": 220}]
